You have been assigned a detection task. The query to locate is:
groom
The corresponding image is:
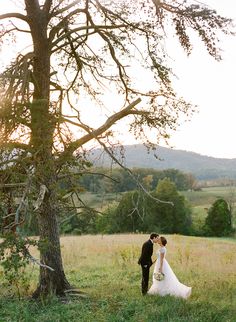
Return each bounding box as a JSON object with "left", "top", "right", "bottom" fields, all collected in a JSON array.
[{"left": 138, "top": 232, "right": 159, "bottom": 295}]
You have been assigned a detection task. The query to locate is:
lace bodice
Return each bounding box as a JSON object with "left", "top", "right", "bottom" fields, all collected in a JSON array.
[{"left": 157, "top": 246, "right": 166, "bottom": 258}]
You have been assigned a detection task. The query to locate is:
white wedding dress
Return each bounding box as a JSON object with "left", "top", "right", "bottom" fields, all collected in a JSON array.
[{"left": 148, "top": 246, "right": 191, "bottom": 299}]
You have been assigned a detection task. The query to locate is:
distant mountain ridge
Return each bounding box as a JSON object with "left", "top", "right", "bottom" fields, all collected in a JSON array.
[{"left": 89, "top": 145, "right": 236, "bottom": 180}]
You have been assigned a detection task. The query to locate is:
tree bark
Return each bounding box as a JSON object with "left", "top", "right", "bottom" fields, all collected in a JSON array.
[
  {"left": 24, "top": 0, "right": 71, "bottom": 297},
  {"left": 32, "top": 195, "right": 70, "bottom": 298},
  {"left": 31, "top": 151, "right": 71, "bottom": 298}
]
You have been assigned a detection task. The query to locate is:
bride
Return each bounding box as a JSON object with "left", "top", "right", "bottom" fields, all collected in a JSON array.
[{"left": 148, "top": 236, "right": 191, "bottom": 299}]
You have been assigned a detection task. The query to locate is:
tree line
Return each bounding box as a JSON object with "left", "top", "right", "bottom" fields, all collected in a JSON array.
[
  {"left": 60, "top": 177, "right": 235, "bottom": 238},
  {"left": 1, "top": 168, "right": 233, "bottom": 237},
  {"left": 74, "top": 167, "right": 197, "bottom": 193}
]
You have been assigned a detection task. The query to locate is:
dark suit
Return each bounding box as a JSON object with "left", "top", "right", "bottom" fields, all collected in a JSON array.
[{"left": 138, "top": 239, "right": 153, "bottom": 295}]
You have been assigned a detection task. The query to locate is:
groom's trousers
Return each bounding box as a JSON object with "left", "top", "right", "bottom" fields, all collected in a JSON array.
[{"left": 141, "top": 265, "right": 150, "bottom": 295}]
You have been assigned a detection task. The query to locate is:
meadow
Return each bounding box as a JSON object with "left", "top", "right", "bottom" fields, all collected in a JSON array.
[
  {"left": 0, "top": 234, "right": 235, "bottom": 321},
  {"left": 181, "top": 186, "right": 236, "bottom": 234}
]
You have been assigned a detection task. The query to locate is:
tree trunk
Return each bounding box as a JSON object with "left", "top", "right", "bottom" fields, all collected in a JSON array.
[
  {"left": 31, "top": 148, "right": 71, "bottom": 298},
  {"left": 25, "top": 1, "right": 71, "bottom": 298},
  {"left": 32, "top": 192, "right": 70, "bottom": 298},
  {"left": 31, "top": 126, "right": 71, "bottom": 298}
]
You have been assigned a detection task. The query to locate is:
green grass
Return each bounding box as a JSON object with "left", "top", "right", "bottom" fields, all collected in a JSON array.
[
  {"left": 180, "top": 186, "right": 236, "bottom": 207},
  {"left": 0, "top": 234, "right": 235, "bottom": 321},
  {"left": 75, "top": 191, "right": 122, "bottom": 209},
  {"left": 181, "top": 186, "right": 236, "bottom": 230},
  {"left": 81, "top": 186, "right": 236, "bottom": 211},
  {"left": 80, "top": 186, "right": 236, "bottom": 209}
]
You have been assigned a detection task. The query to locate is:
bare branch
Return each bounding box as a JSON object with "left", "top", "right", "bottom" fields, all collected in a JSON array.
[
  {"left": 58, "top": 170, "right": 119, "bottom": 183},
  {"left": 51, "top": 24, "right": 126, "bottom": 48},
  {"left": 14, "top": 179, "right": 31, "bottom": 233},
  {"left": 23, "top": 247, "right": 55, "bottom": 271},
  {"left": 49, "top": 8, "right": 86, "bottom": 41},
  {"left": 95, "top": 137, "right": 174, "bottom": 206},
  {"left": 43, "top": 0, "right": 53, "bottom": 13},
  {"left": 60, "top": 98, "right": 141, "bottom": 158},
  {"left": 8, "top": 20, "right": 31, "bottom": 33},
  {"left": 60, "top": 117, "right": 91, "bottom": 131},
  {"left": 51, "top": 30, "right": 97, "bottom": 53},
  {"left": 2, "top": 213, "right": 17, "bottom": 220},
  {"left": 49, "top": 0, "right": 65, "bottom": 16},
  {"left": 50, "top": 80, "right": 64, "bottom": 91},
  {"left": 0, "top": 13, "right": 29, "bottom": 23},
  {"left": 0, "top": 183, "right": 26, "bottom": 188},
  {"left": 51, "top": 0, "right": 82, "bottom": 17},
  {"left": 0, "top": 142, "right": 29, "bottom": 151}
]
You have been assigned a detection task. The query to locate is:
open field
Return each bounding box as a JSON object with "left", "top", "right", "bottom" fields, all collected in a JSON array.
[
  {"left": 80, "top": 186, "right": 236, "bottom": 207},
  {"left": 181, "top": 186, "right": 236, "bottom": 232},
  {"left": 180, "top": 186, "right": 236, "bottom": 207},
  {"left": 0, "top": 234, "right": 235, "bottom": 321},
  {"left": 80, "top": 186, "right": 236, "bottom": 211}
]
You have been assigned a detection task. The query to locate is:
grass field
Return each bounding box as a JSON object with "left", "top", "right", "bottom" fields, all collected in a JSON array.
[
  {"left": 80, "top": 186, "right": 236, "bottom": 209},
  {"left": 0, "top": 234, "right": 236, "bottom": 321},
  {"left": 181, "top": 186, "right": 236, "bottom": 233},
  {"left": 180, "top": 186, "right": 236, "bottom": 207},
  {"left": 80, "top": 186, "right": 236, "bottom": 210}
]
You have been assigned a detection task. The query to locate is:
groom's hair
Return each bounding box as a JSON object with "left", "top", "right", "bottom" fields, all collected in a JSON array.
[{"left": 150, "top": 232, "right": 159, "bottom": 239}]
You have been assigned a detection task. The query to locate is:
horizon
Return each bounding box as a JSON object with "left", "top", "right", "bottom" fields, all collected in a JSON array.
[{"left": 92, "top": 143, "right": 236, "bottom": 160}]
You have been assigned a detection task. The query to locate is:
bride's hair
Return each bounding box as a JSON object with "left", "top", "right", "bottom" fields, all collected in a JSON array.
[{"left": 160, "top": 236, "right": 167, "bottom": 246}]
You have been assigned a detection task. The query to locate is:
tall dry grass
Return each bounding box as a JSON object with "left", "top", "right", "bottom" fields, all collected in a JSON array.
[
  {"left": 0, "top": 234, "right": 236, "bottom": 321},
  {"left": 59, "top": 234, "right": 236, "bottom": 275}
]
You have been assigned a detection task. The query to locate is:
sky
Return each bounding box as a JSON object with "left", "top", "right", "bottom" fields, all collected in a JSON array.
[
  {"left": 165, "top": 0, "right": 236, "bottom": 159},
  {"left": 1, "top": 0, "right": 236, "bottom": 159}
]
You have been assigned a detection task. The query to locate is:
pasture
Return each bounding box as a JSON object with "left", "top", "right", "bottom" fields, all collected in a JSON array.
[
  {"left": 181, "top": 186, "right": 236, "bottom": 233},
  {"left": 80, "top": 185, "right": 236, "bottom": 213},
  {"left": 0, "top": 234, "right": 235, "bottom": 321},
  {"left": 80, "top": 186, "right": 236, "bottom": 208}
]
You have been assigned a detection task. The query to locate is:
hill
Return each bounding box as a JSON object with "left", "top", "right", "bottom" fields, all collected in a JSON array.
[{"left": 88, "top": 144, "right": 236, "bottom": 180}]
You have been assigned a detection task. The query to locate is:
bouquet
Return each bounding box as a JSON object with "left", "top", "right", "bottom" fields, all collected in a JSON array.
[{"left": 154, "top": 272, "right": 165, "bottom": 281}]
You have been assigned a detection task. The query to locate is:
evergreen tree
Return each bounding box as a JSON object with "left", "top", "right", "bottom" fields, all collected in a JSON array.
[
  {"left": 205, "top": 198, "right": 232, "bottom": 236},
  {"left": 152, "top": 178, "right": 192, "bottom": 234}
]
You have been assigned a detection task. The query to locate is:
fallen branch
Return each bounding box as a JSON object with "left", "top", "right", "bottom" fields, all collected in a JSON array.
[{"left": 23, "top": 247, "right": 55, "bottom": 271}]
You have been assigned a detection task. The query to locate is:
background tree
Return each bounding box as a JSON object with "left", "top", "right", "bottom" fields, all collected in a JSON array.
[
  {"left": 103, "top": 178, "right": 192, "bottom": 234},
  {"left": 152, "top": 177, "right": 192, "bottom": 234},
  {"left": 0, "top": 0, "right": 233, "bottom": 297},
  {"left": 205, "top": 198, "right": 233, "bottom": 236},
  {"left": 78, "top": 167, "right": 197, "bottom": 192},
  {"left": 60, "top": 209, "right": 97, "bottom": 235}
]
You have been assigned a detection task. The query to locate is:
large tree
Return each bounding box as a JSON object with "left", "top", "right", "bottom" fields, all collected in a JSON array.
[{"left": 0, "top": 0, "right": 233, "bottom": 297}]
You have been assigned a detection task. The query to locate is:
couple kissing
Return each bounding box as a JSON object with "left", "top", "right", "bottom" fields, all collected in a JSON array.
[{"left": 138, "top": 233, "right": 191, "bottom": 299}]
